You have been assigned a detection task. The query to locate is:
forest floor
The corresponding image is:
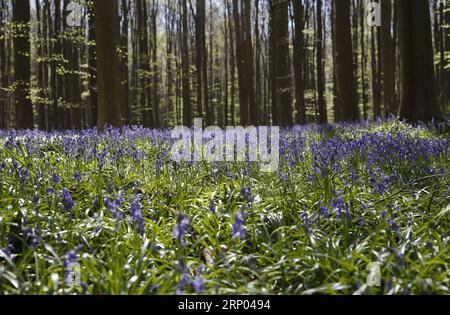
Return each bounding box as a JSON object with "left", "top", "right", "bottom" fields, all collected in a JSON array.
[{"left": 0, "top": 120, "right": 449, "bottom": 294}]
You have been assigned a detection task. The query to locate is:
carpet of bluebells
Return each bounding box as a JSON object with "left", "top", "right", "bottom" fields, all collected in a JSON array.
[{"left": 0, "top": 120, "right": 449, "bottom": 295}]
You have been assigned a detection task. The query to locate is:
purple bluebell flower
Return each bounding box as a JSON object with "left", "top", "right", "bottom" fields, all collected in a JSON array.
[
  {"left": 300, "top": 212, "right": 311, "bottom": 234},
  {"left": 231, "top": 212, "right": 246, "bottom": 240},
  {"left": 104, "top": 194, "right": 123, "bottom": 230},
  {"left": 62, "top": 189, "right": 75, "bottom": 210},
  {"left": 130, "top": 196, "right": 145, "bottom": 236},
  {"left": 240, "top": 187, "right": 251, "bottom": 201},
  {"left": 52, "top": 174, "right": 61, "bottom": 185},
  {"left": 209, "top": 199, "right": 216, "bottom": 214},
  {"left": 191, "top": 275, "right": 205, "bottom": 293},
  {"left": 172, "top": 212, "right": 190, "bottom": 246},
  {"left": 73, "top": 171, "right": 82, "bottom": 183},
  {"left": 176, "top": 274, "right": 188, "bottom": 295},
  {"left": 23, "top": 226, "right": 39, "bottom": 250},
  {"left": 319, "top": 205, "right": 329, "bottom": 218}
]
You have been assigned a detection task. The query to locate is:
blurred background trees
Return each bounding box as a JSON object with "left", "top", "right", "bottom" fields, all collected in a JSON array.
[{"left": 0, "top": 0, "right": 447, "bottom": 130}]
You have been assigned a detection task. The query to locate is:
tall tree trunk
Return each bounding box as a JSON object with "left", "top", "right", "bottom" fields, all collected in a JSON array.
[
  {"left": 397, "top": 0, "right": 442, "bottom": 122},
  {"left": 181, "top": 0, "right": 192, "bottom": 126},
  {"left": 316, "top": 0, "right": 326, "bottom": 124},
  {"left": 35, "top": 0, "right": 46, "bottom": 130},
  {"left": 334, "top": 0, "right": 359, "bottom": 121},
  {"left": 94, "top": 0, "right": 123, "bottom": 129},
  {"left": 381, "top": 0, "right": 396, "bottom": 117},
  {"left": 243, "top": 0, "right": 257, "bottom": 125},
  {"left": 371, "top": 26, "right": 382, "bottom": 118},
  {"left": 121, "top": 0, "right": 130, "bottom": 125},
  {"left": 270, "top": 0, "right": 292, "bottom": 127},
  {"left": 0, "top": 0, "right": 6, "bottom": 128},
  {"left": 195, "top": 0, "right": 209, "bottom": 123},
  {"left": 87, "top": 2, "right": 97, "bottom": 127},
  {"left": 360, "top": 0, "right": 368, "bottom": 120},
  {"left": 232, "top": 1, "right": 248, "bottom": 125},
  {"left": 331, "top": 1, "right": 340, "bottom": 122},
  {"left": 228, "top": 1, "right": 236, "bottom": 126},
  {"left": 150, "top": 1, "right": 159, "bottom": 128},
  {"left": 13, "top": 0, "right": 33, "bottom": 129},
  {"left": 293, "top": 0, "right": 306, "bottom": 125}
]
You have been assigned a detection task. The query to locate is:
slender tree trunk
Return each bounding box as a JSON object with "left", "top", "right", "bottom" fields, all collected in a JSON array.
[
  {"left": 87, "top": 2, "right": 97, "bottom": 127},
  {"left": 13, "top": 0, "right": 33, "bottom": 129},
  {"left": 334, "top": 0, "right": 359, "bottom": 121},
  {"left": 232, "top": 1, "right": 248, "bottom": 125},
  {"left": 360, "top": 0, "right": 368, "bottom": 120},
  {"left": 243, "top": 0, "right": 257, "bottom": 125},
  {"left": 316, "top": 0, "right": 326, "bottom": 124},
  {"left": 228, "top": 1, "right": 236, "bottom": 126},
  {"left": 181, "top": 0, "right": 192, "bottom": 126},
  {"left": 35, "top": 0, "right": 46, "bottom": 130},
  {"left": 150, "top": 1, "right": 159, "bottom": 128},
  {"left": 381, "top": 0, "right": 396, "bottom": 117},
  {"left": 121, "top": 0, "right": 130, "bottom": 125},
  {"left": 293, "top": 0, "right": 306, "bottom": 125},
  {"left": 94, "top": 0, "right": 123, "bottom": 129},
  {"left": 371, "top": 25, "right": 381, "bottom": 118},
  {"left": 397, "top": 0, "right": 442, "bottom": 122},
  {"left": 331, "top": 2, "right": 340, "bottom": 122},
  {"left": 0, "top": 0, "right": 6, "bottom": 128},
  {"left": 270, "top": 0, "right": 292, "bottom": 127}
]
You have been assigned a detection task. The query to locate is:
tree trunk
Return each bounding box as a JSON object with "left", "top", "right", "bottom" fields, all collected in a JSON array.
[
  {"left": 232, "top": 1, "right": 248, "bottom": 125},
  {"left": 94, "top": 0, "right": 123, "bottom": 129},
  {"left": 316, "top": 0, "right": 326, "bottom": 124},
  {"left": 13, "top": 0, "right": 34, "bottom": 129},
  {"left": 181, "top": 0, "right": 192, "bottom": 126},
  {"left": 371, "top": 26, "right": 382, "bottom": 118},
  {"left": 270, "top": 0, "right": 292, "bottom": 127},
  {"left": 293, "top": 0, "right": 306, "bottom": 125},
  {"left": 334, "top": 0, "right": 359, "bottom": 121},
  {"left": 87, "top": 2, "right": 97, "bottom": 127},
  {"left": 397, "top": 0, "right": 442, "bottom": 122},
  {"left": 121, "top": 0, "right": 130, "bottom": 125},
  {"left": 0, "top": 0, "right": 6, "bottom": 128},
  {"left": 381, "top": 0, "right": 396, "bottom": 117}
]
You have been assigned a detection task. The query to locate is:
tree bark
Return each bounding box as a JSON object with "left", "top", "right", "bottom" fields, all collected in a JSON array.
[
  {"left": 94, "top": 0, "right": 123, "bottom": 129},
  {"left": 316, "top": 0, "right": 326, "bottom": 124},
  {"left": 293, "top": 0, "right": 306, "bottom": 125},
  {"left": 13, "top": 0, "right": 34, "bottom": 129},
  {"left": 397, "top": 0, "right": 442, "bottom": 122},
  {"left": 270, "top": 0, "right": 292, "bottom": 127},
  {"left": 334, "top": 0, "right": 359, "bottom": 121},
  {"left": 181, "top": 0, "right": 192, "bottom": 126}
]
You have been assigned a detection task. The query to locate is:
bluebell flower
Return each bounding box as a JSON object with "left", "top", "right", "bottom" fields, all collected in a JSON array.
[
  {"left": 240, "top": 187, "right": 251, "bottom": 201},
  {"left": 172, "top": 212, "right": 190, "bottom": 246},
  {"left": 104, "top": 194, "right": 123, "bottom": 230},
  {"left": 209, "top": 199, "right": 216, "bottom": 214},
  {"left": 73, "top": 171, "right": 82, "bottom": 183},
  {"left": 130, "top": 196, "right": 145, "bottom": 236},
  {"left": 231, "top": 212, "right": 246, "bottom": 240},
  {"left": 300, "top": 212, "right": 311, "bottom": 234},
  {"left": 191, "top": 275, "right": 205, "bottom": 293},
  {"left": 52, "top": 174, "right": 61, "bottom": 185},
  {"left": 23, "top": 226, "right": 39, "bottom": 250},
  {"left": 176, "top": 274, "right": 188, "bottom": 295},
  {"left": 62, "top": 189, "right": 75, "bottom": 210},
  {"left": 319, "top": 205, "right": 329, "bottom": 218}
]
